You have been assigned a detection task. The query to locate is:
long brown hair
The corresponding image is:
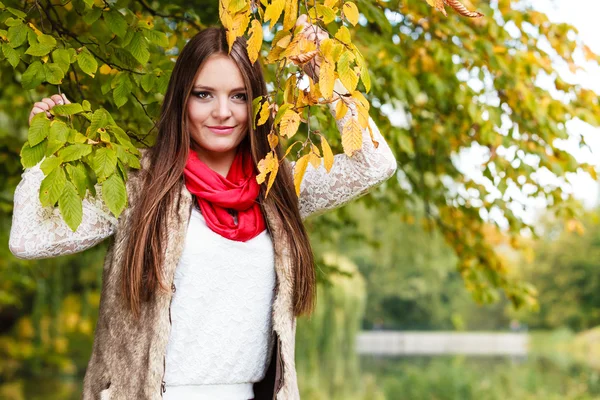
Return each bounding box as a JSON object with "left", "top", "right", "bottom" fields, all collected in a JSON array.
[{"left": 121, "top": 27, "right": 315, "bottom": 319}]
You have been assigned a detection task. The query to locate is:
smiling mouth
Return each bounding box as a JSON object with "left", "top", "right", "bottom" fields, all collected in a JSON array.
[{"left": 207, "top": 126, "right": 236, "bottom": 134}]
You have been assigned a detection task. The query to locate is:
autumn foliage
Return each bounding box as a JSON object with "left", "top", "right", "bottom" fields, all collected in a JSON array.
[{"left": 2, "top": 0, "right": 599, "bottom": 309}]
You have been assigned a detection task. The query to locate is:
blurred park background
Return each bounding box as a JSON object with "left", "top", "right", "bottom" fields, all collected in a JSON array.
[{"left": 2, "top": 0, "right": 600, "bottom": 398}]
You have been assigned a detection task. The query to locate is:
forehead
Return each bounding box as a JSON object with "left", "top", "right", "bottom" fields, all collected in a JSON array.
[{"left": 193, "top": 54, "right": 245, "bottom": 89}]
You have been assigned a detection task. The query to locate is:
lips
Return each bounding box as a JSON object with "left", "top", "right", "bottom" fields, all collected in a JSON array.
[{"left": 207, "top": 126, "right": 236, "bottom": 135}]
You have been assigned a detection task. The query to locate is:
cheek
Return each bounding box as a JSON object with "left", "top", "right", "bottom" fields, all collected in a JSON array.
[
  {"left": 235, "top": 105, "right": 249, "bottom": 127},
  {"left": 187, "top": 102, "right": 209, "bottom": 124}
]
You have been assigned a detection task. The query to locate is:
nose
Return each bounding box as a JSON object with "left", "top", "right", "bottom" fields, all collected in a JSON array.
[{"left": 212, "top": 97, "right": 233, "bottom": 119}]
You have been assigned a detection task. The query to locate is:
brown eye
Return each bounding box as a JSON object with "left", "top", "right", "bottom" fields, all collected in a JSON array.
[
  {"left": 233, "top": 93, "right": 247, "bottom": 101},
  {"left": 192, "top": 91, "right": 210, "bottom": 99}
]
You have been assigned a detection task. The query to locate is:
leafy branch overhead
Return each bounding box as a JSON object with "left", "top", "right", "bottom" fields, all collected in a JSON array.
[
  {"left": 223, "top": 0, "right": 482, "bottom": 197},
  {"left": 1, "top": 0, "right": 598, "bottom": 310}
]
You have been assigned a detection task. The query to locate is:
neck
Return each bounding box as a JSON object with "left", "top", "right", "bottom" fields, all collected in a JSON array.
[{"left": 192, "top": 146, "right": 238, "bottom": 177}]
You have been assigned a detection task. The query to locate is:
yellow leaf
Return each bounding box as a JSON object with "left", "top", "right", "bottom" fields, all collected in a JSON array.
[
  {"left": 284, "top": 75, "right": 297, "bottom": 104},
  {"left": 426, "top": 0, "right": 447, "bottom": 16},
  {"left": 226, "top": 11, "right": 250, "bottom": 51},
  {"left": 335, "top": 99, "right": 348, "bottom": 120},
  {"left": 335, "top": 26, "right": 351, "bottom": 45},
  {"left": 325, "top": 0, "right": 338, "bottom": 8},
  {"left": 99, "top": 64, "right": 113, "bottom": 74},
  {"left": 351, "top": 91, "right": 370, "bottom": 128},
  {"left": 342, "top": 118, "right": 362, "bottom": 157},
  {"left": 308, "top": 76, "right": 322, "bottom": 102},
  {"left": 309, "top": 144, "right": 321, "bottom": 168},
  {"left": 228, "top": 0, "right": 246, "bottom": 13},
  {"left": 28, "top": 22, "right": 43, "bottom": 36},
  {"left": 276, "top": 33, "right": 292, "bottom": 48},
  {"left": 264, "top": 0, "right": 285, "bottom": 29},
  {"left": 351, "top": 90, "right": 369, "bottom": 110},
  {"left": 320, "top": 135, "right": 334, "bottom": 172},
  {"left": 293, "top": 154, "right": 310, "bottom": 195},
  {"left": 319, "top": 60, "right": 335, "bottom": 99},
  {"left": 266, "top": 152, "right": 279, "bottom": 195},
  {"left": 343, "top": 2, "right": 359, "bottom": 26},
  {"left": 220, "top": 0, "right": 233, "bottom": 29},
  {"left": 355, "top": 52, "right": 371, "bottom": 92},
  {"left": 296, "top": 89, "right": 307, "bottom": 108},
  {"left": 247, "top": 19, "right": 263, "bottom": 64},
  {"left": 268, "top": 132, "right": 279, "bottom": 149},
  {"left": 338, "top": 51, "right": 358, "bottom": 92},
  {"left": 256, "top": 151, "right": 274, "bottom": 184},
  {"left": 283, "top": 0, "right": 298, "bottom": 31},
  {"left": 257, "top": 100, "right": 270, "bottom": 126},
  {"left": 279, "top": 109, "right": 301, "bottom": 138}
]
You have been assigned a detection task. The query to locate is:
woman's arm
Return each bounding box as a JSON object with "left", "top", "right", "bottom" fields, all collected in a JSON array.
[
  {"left": 8, "top": 160, "right": 119, "bottom": 259},
  {"left": 10, "top": 94, "right": 147, "bottom": 259},
  {"left": 294, "top": 81, "right": 397, "bottom": 220}
]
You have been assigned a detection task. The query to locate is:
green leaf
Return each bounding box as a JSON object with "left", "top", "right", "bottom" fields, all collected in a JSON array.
[
  {"left": 40, "top": 155, "right": 62, "bottom": 175},
  {"left": 25, "top": 42, "right": 55, "bottom": 57},
  {"left": 82, "top": 100, "right": 92, "bottom": 112},
  {"left": 156, "top": 70, "right": 171, "bottom": 94},
  {"left": 67, "top": 129, "right": 88, "bottom": 144},
  {"left": 58, "top": 143, "right": 92, "bottom": 162},
  {"left": 88, "top": 108, "right": 109, "bottom": 137},
  {"left": 104, "top": 9, "right": 128, "bottom": 38},
  {"left": 77, "top": 47, "right": 98, "bottom": 77},
  {"left": 6, "top": 7, "right": 26, "bottom": 19},
  {"left": 141, "top": 72, "right": 155, "bottom": 92},
  {"left": 46, "top": 139, "right": 65, "bottom": 156},
  {"left": 65, "top": 162, "right": 88, "bottom": 199},
  {"left": 49, "top": 120, "right": 70, "bottom": 143},
  {"left": 2, "top": 43, "right": 20, "bottom": 67},
  {"left": 40, "top": 165, "right": 66, "bottom": 207},
  {"left": 20, "top": 140, "right": 47, "bottom": 168},
  {"left": 102, "top": 172, "right": 127, "bottom": 217},
  {"left": 115, "top": 144, "right": 141, "bottom": 169},
  {"left": 126, "top": 32, "right": 150, "bottom": 65},
  {"left": 52, "top": 103, "right": 84, "bottom": 116},
  {"left": 38, "top": 34, "right": 56, "bottom": 46},
  {"left": 44, "top": 63, "right": 65, "bottom": 84},
  {"left": 91, "top": 147, "right": 117, "bottom": 180},
  {"left": 83, "top": 7, "right": 102, "bottom": 24},
  {"left": 21, "top": 61, "right": 44, "bottom": 89},
  {"left": 59, "top": 181, "right": 83, "bottom": 231},
  {"left": 144, "top": 29, "right": 169, "bottom": 47},
  {"left": 108, "top": 125, "right": 135, "bottom": 149},
  {"left": 112, "top": 74, "right": 132, "bottom": 107},
  {"left": 7, "top": 23, "right": 28, "bottom": 48},
  {"left": 52, "top": 48, "right": 72, "bottom": 73},
  {"left": 28, "top": 112, "right": 51, "bottom": 146}
]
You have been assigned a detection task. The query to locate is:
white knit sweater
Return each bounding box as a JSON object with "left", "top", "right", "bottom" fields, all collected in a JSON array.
[{"left": 162, "top": 206, "right": 276, "bottom": 399}]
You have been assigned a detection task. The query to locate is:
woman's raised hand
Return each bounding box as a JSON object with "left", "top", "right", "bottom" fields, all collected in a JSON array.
[
  {"left": 295, "top": 14, "right": 328, "bottom": 81},
  {"left": 28, "top": 93, "right": 71, "bottom": 125}
]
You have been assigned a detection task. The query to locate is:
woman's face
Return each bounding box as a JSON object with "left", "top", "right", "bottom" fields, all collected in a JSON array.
[{"left": 187, "top": 54, "right": 249, "bottom": 164}]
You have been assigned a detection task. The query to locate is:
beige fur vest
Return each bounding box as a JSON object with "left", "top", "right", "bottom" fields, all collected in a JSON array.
[{"left": 81, "top": 152, "right": 299, "bottom": 400}]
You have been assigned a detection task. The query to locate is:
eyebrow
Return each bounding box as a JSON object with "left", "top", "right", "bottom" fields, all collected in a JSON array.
[{"left": 192, "top": 85, "right": 246, "bottom": 92}]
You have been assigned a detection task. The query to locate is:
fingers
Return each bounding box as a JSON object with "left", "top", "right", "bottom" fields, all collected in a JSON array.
[
  {"left": 28, "top": 93, "right": 72, "bottom": 125},
  {"left": 295, "top": 14, "right": 308, "bottom": 27}
]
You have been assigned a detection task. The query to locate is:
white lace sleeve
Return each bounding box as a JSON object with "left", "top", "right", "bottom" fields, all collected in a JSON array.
[
  {"left": 8, "top": 161, "right": 118, "bottom": 260},
  {"left": 294, "top": 82, "right": 397, "bottom": 220}
]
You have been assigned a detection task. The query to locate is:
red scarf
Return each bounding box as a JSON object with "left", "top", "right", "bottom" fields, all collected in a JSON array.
[{"left": 183, "top": 148, "right": 266, "bottom": 242}]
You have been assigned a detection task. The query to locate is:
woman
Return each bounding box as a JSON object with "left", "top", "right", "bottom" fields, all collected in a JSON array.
[{"left": 9, "top": 21, "right": 396, "bottom": 400}]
